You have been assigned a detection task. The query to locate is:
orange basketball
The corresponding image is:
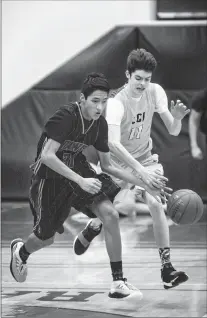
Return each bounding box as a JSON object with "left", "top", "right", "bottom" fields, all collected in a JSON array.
[{"left": 166, "top": 189, "right": 204, "bottom": 225}]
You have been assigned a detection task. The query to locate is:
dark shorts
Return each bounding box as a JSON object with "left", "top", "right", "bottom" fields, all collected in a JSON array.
[{"left": 29, "top": 167, "right": 120, "bottom": 240}]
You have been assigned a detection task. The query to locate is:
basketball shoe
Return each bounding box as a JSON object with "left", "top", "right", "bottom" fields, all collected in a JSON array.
[
  {"left": 161, "top": 264, "right": 189, "bottom": 289},
  {"left": 73, "top": 219, "right": 102, "bottom": 255},
  {"left": 10, "top": 238, "right": 28, "bottom": 282},
  {"left": 109, "top": 278, "right": 143, "bottom": 300}
]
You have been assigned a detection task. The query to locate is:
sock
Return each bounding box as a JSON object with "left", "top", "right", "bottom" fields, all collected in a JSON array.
[
  {"left": 159, "top": 247, "right": 172, "bottom": 269},
  {"left": 89, "top": 222, "right": 102, "bottom": 232},
  {"left": 19, "top": 244, "right": 30, "bottom": 263},
  {"left": 110, "top": 261, "right": 123, "bottom": 281},
  {"left": 84, "top": 223, "right": 102, "bottom": 243}
]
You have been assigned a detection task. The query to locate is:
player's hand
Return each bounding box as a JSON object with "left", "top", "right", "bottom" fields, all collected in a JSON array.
[
  {"left": 138, "top": 167, "right": 168, "bottom": 190},
  {"left": 170, "top": 100, "right": 190, "bottom": 120},
  {"left": 143, "top": 185, "right": 173, "bottom": 203},
  {"left": 160, "top": 186, "right": 173, "bottom": 203},
  {"left": 143, "top": 186, "right": 162, "bottom": 203},
  {"left": 79, "top": 178, "right": 102, "bottom": 194},
  {"left": 191, "top": 146, "right": 203, "bottom": 160}
]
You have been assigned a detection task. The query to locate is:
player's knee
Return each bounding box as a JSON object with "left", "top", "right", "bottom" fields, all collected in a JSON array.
[
  {"left": 146, "top": 195, "right": 162, "bottom": 212},
  {"left": 101, "top": 206, "right": 119, "bottom": 225},
  {"left": 114, "top": 201, "right": 134, "bottom": 216},
  {"left": 148, "top": 200, "right": 166, "bottom": 220}
]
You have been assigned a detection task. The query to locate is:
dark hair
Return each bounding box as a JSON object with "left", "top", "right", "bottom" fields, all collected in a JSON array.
[
  {"left": 127, "top": 48, "right": 157, "bottom": 75},
  {"left": 81, "top": 72, "right": 110, "bottom": 99}
]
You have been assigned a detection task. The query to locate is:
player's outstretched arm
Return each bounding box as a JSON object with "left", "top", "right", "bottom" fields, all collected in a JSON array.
[
  {"left": 160, "top": 100, "right": 190, "bottom": 136},
  {"left": 108, "top": 124, "right": 168, "bottom": 190}
]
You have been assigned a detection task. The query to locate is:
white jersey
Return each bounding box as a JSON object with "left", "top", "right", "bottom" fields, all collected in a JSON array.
[{"left": 106, "top": 83, "right": 168, "bottom": 163}]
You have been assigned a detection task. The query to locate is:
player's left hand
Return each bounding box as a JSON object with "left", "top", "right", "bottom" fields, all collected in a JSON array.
[{"left": 170, "top": 100, "right": 190, "bottom": 120}]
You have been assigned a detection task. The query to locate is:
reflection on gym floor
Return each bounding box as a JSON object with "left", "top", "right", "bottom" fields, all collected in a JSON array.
[{"left": 2, "top": 202, "right": 207, "bottom": 318}]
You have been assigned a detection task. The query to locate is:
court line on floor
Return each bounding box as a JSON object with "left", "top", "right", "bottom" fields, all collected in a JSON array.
[{"left": 2, "top": 283, "right": 207, "bottom": 291}]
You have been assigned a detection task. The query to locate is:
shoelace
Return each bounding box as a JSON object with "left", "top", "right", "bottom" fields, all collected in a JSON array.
[
  {"left": 16, "top": 256, "right": 27, "bottom": 275},
  {"left": 123, "top": 278, "right": 138, "bottom": 290},
  {"left": 116, "top": 281, "right": 129, "bottom": 290},
  {"left": 19, "top": 264, "right": 27, "bottom": 275}
]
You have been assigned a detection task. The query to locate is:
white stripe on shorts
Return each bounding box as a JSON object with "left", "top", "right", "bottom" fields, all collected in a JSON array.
[{"left": 33, "top": 179, "right": 45, "bottom": 231}]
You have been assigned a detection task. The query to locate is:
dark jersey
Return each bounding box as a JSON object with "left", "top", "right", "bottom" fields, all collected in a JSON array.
[
  {"left": 30, "top": 102, "right": 109, "bottom": 178},
  {"left": 191, "top": 89, "right": 207, "bottom": 135}
]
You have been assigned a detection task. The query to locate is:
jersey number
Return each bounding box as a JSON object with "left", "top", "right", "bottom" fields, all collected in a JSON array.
[{"left": 129, "top": 125, "right": 143, "bottom": 140}]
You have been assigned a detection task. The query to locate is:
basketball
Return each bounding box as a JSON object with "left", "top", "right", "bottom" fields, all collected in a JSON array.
[{"left": 166, "top": 189, "right": 204, "bottom": 225}]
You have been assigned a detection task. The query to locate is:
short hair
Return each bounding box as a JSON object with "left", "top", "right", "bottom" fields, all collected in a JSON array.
[
  {"left": 127, "top": 48, "right": 157, "bottom": 74},
  {"left": 81, "top": 73, "right": 110, "bottom": 99}
]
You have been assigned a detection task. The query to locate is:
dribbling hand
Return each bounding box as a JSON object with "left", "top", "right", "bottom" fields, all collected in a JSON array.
[{"left": 79, "top": 178, "right": 102, "bottom": 194}]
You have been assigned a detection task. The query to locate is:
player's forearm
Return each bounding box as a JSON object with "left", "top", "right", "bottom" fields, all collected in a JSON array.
[
  {"left": 168, "top": 119, "right": 182, "bottom": 136},
  {"left": 102, "top": 163, "right": 146, "bottom": 189},
  {"left": 41, "top": 153, "right": 82, "bottom": 185},
  {"left": 108, "top": 140, "right": 143, "bottom": 173},
  {"left": 189, "top": 115, "right": 199, "bottom": 148}
]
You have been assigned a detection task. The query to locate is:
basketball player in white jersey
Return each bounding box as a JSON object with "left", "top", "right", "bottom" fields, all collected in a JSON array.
[{"left": 74, "top": 49, "right": 190, "bottom": 290}]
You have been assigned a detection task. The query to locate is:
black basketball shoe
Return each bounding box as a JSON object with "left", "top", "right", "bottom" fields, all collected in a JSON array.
[
  {"left": 73, "top": 219, "right": 102, "bottom": 255},
  {"left": 161, "top": 264, "right": 189, "bottom": 289}
]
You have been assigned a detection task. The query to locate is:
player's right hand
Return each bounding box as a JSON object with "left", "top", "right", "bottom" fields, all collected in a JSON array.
[
  {"left": 191, "top": 146, "right": 203, "bottom": 160},
  {"left": 79, "top": 178, "right": 102, "bottom": 194},
  {"left": 138, "top": 167, "right": 168, "bottom": 190}
]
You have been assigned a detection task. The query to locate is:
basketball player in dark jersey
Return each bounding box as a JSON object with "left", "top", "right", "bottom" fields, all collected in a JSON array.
[{"left": 10, "top": 73, "right": 168, "bottom": 299}]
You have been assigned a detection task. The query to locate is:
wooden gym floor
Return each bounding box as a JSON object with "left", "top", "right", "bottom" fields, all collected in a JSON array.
[{"left": 1, "top": 201, "right": 207, "bottom": 318}]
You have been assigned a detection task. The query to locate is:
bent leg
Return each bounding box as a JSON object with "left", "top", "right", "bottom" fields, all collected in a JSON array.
[
  {"left": 114, "top": 188, "right": 147, "bottom": 216},
  {"left": 144, "top": 192, "right": 170, "bottom": 248},
  {"left": 91, "top": 197, "right": 143, "bottom": 298}
]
